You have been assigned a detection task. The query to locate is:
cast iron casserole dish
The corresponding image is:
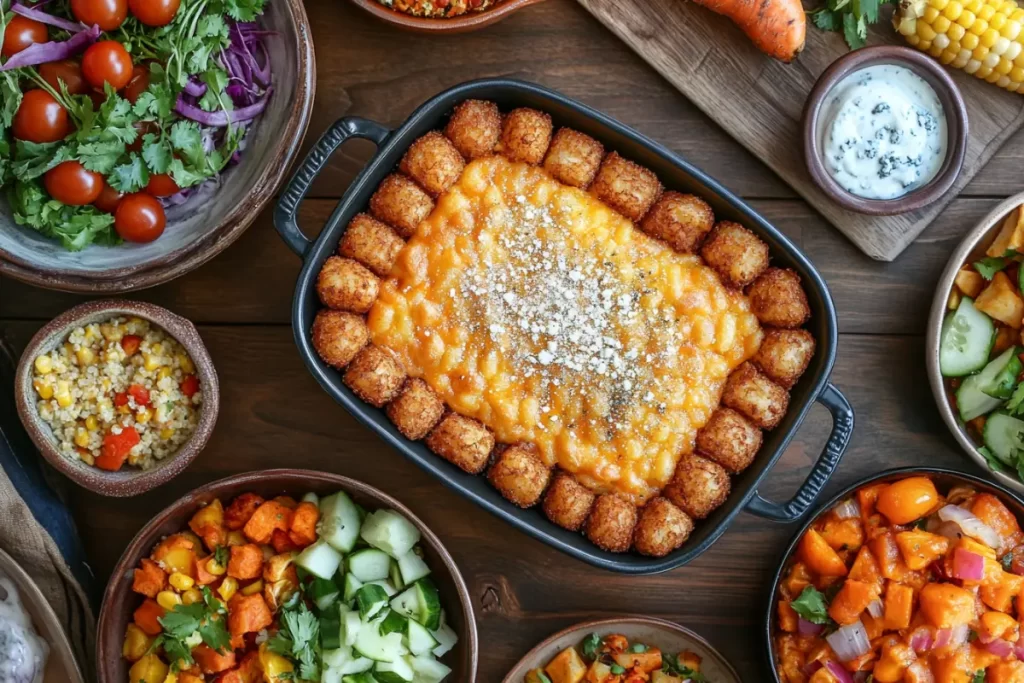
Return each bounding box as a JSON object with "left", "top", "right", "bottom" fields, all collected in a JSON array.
[
  {"left": 762, "top": 466, "right": 1024, "bottom": 681},
  {"left": 273, "top": 78, "right": 855, "bottom": 574}
]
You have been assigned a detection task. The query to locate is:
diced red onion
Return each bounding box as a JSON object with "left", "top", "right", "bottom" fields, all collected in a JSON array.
[
  {"left": 825, "top": 661, "right": 855, "bottom": 683},
  {"left": 183, "top": 78, "right": 206, "bottom": 97},
  {"left": 11, "top": 3, "right": 88, "bottom": 31},
  {"left": 938, "top": 504, "right": 1003, "bottom": 549},
  {"left": 826, "top": 620, "right": 871, "bottom": 663},
  {"left": 866, "top": 599, "right": 883, "bottom": 619},
  {"left": 174, "top": 86, "right": 272, "bottom": 127},
  {"left": 0, "top": 23, "right": 99, "bottom": 71},
  {"left": 952, "top": 548, "right": 985, "bottom": 580},
  {"left": 932, "top": 520, "right": 963, "bottom": 543},
  {"left": 804, "top": 660, "right": 824, "bottom": 676},
  {"left": 906, "top": 662, "right": 935, "bottom": 683},
  {"left": 834, "top": 499, "right": 861, "bottom": 520},
  {"left": 798, "top": 617, "right": 825, "bottom": 636},
  {"left": 984, "top": 638, "right": 1014, "bottom": 658},
  {"left": 909, "top": 627, "right": 934, "bottom": 653},
  {"left": 1014, "top": 640, "right": 1024, "bottom": 660},
  {"left": 933, "top": 624, "right": 970, "bottom": 650}
]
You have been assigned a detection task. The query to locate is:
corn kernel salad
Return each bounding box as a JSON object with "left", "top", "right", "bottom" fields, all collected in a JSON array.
[
  {"left": 31, "top": 317, "right": 202, "bottom": 472},
  {"left": 376, "top": 0, "right": 494, "bottom": 18}
]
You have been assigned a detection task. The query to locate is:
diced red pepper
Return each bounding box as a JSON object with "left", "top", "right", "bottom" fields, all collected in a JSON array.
[
  {"left": 181, "top": 374, "right": 199, "bottom": 398},
  {"left": 127, "top": 384, "right": 150, "bottom": 406},
  {"left": 114, "top": 392, "right": 129, "bottom": 407},
  {"left": 121, "top": 334, "right": 142, "bottom": 356},
  {"left": 95, "top": 426, "right": 140, "bottom": 471}
]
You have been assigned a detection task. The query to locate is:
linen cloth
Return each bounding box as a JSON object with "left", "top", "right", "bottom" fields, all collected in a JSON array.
[{"left": 0, "top": 333, "right": 97, "bottom": 680}]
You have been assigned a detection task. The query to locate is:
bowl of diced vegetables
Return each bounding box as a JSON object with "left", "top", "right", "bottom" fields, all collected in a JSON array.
[
  {"left": 97, "top": 469, "right": 477, "bottom": 682},
  {"left": 928, "top": 191, "right": 1024, "bottom": 494}
]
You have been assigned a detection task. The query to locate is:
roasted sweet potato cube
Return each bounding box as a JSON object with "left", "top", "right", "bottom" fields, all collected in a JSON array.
[
  {"left": 827, "top": 579, "right": 877, "bottom": 625},
  {"left": 884, "top": 582, "right": 914, "bottom": 630},
  {"left": 228, "top": 593, "right": 273, "bottom": 637},
  {"left": 798, "top": 529, "right": 847, "bottom": 577},
  {"left": 955, "top": 267, "right": 986, "bottom": 298},
  {"left": 894, "top": 530, "right": 949, "bottom": 570},
  {"left": 243, "top": 501, "right": 293, "bottom": 544},
  {"left": 612, "top": 649, "right": 663, "bottom": 672},
  {"left": 987, "top": 206, "right": 1024, "bottom": 257},
  {"left": 545, "top": 646, "right": 588, "bottom": 683},
  {"left": 132, "top": 559, "right": 167, "bottom": 598},
  {"left": 193, "top": 644, "right": 236, "bottom": 674},
  {"left": 288, "top": 501, "right": 320, "bottom": 548},
  {"left": 975, "top": 271, "right": 1024, "bottom": 328},
  {"left": 227, "top": 544, "right": 264, "bottom": 580},
  {"left": 224, "top": 493, "right": 265, "bottom": 531},
  {"left": 132, "top": 598, "right": 165, "bottom": 636}
]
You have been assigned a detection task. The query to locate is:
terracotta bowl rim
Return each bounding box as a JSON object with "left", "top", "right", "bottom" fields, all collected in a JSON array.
[
  {"left": 802, "top": 45, "right": 968, "bottom": 216},
  {"left": 95, "top": 468, "right": 479, "bottom": 682},
  {"left": 500, "top": 615, "right": 742, "bottom": 683},
  {"left": 14, "top": 300, "right": 220, "bottom": 497},
  {"left": 347, "top": 0, "right": 546, "bottom": 32},
  {"left": 0, "top": 0, "right": 316, "bottom": 294}
]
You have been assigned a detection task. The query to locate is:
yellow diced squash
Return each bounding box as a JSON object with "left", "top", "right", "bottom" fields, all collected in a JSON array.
[
  {"left": 987, "top": 205, "right": 1024, "bottom": 257},
  {"left": 545, "top": 647, "right": 588, "bottom": 683},
  {"left": 585, "top": 660, "right": 613, "bottom": 683},
  {"left": 975, "top": 271, "right": 1024, "bottom": 328},
  {"left": 129, "top": 654, "right": 168, "bottom": 683},
  {"left": 122, "top": 624, "right": 153, "bottom": 662},
  {"left": 956, "top": 267, "right": 987, "bottom": 298},
  {"left": 259, "top": 642, "right": 294, "bottom": 682}
]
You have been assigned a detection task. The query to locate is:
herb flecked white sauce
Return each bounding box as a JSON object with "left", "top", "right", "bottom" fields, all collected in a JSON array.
[
  {"left": 819, "top": 64, "right": 948, "bottom": 200},
  {"left": 0, "top": 578, "right": 47, "bottom": 683}
]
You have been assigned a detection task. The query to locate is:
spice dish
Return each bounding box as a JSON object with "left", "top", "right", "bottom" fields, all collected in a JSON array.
[{"left": 277, "top": 79, "right": 852, "bottom": 573}]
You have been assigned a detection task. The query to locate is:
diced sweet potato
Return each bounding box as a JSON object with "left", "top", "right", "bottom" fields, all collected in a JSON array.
[
  {"left": 224, "top": 493, "right": 265, "bottom": 531},
  {"left": 988, "top": 661, "right": 1024, "bottom": 683},
  {"left": 994, "top": 326, "right": 1017, "bottom": 355},
  {"left": 193, "top": 644, "right": 236, "bottom": 674},
  {"left": 288, "top": 501, "right": 319, "bottom": 548},
  {"left": 857, "top": 483, "right": 887, "bottom": 519},
  {"left": 152, "top": 534, "right": 196, "bottom": 578},
  {"left": 828, "top": 579, "right": 877, "bottom": 625},
  {"left": 883, "top": 583, "right": 913, "bottom": 630},
  {"left": 874, "top": 642, "right": 915, "bottom": 682},
  {"left": 870, "top": 533, "right": 907, "bottom": 581},
  {"left": 227, "top": 544, "right": 264, "bottom": 580},
  {"left": 545, "top": 646, "right": 588, "bottom": 683},
  {"left": 131, "top": 559, "right": 166, "bottom": 598},
  {"left": 270, "top": 529, "right": 297, "bottom": 554},
  {"left": 242, "top": 501, "right": 293, "bottom": 544},
  {"left": 975, "top": 271, "right": 1024, "bottom": 329},
  {"left": 195, "top": 555, "right": 220, "bottom": 585},
  {"left": 918, "top": 583, "right": 976, "bottom": 628},
  {"left": 819, "top": 517, "right": 864, "bottom": 552},
  {"left": 189, "top": 499, "right": 225, "bottom": 536},
  {"left": 956, "top": 267, "right": 986, "bottom": 298},
  {"left": 778, "top": 600, "right": 798, "bottom": 632},
  {"left": 228, "top": 593, "right": 273, "bottom": 637},
  {"left": 783, "top": 562, "right": 813, "bottom": 597},
  {"left": 894, "top": 530, "right": 950, "bottom": 570},
  {"left": 798, "top": 529, "right": 848, "bottom": 577},
  {"left": 132, "top": 598, "right": 165, "bottom": 636},
  {"left": 980, "top": 570, "right": 1024, "bottom": 612},
  {"left": 612, "top": 649, "right": 663, "bottom": 672},
  {"left": 972, "top": 493, "right": 1020, "bottom": 551},
  {"left": 848, "top": 546, "right": 883, "bottom": 593},
  {"left": 987, "top": 206, "right": 1024, "bottom": 257}
]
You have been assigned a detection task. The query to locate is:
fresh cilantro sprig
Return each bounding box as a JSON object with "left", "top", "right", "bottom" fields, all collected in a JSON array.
[
  {"left": 808, "top": 0, "right": 888, "bottom": 49},
  {"left": 267, "top": 596, "right": 320, "bottom": 681},
  {"left": 581, "top": 633, "right": 601, "bottom": 659},
  {"left": 151, "top": 586, "right": 230, "bottom": 671},
  {"left": 790, "top": 585, "right": 832, "bottom": 625},
  {"left": 662, "top": 654, "right": 709, "bottom": 682}
]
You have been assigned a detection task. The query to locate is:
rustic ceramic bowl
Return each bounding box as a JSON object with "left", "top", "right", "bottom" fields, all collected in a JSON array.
[
  {"left": 349, "top": 0, "right": 546, "bottom": 32},
  {"left": 803, "top": 45, "right": 968, "bottom": 216},
  {"left": 0, "top": 0, "right": 316, "bottom": 293},
  {"left": 0, "top": 548, "right": 87, "bottom": 683},
  {"left": 14, "top": 300, "right": 219, "bottom": 497},
  {"left": 96, "top": 469, "right": 478, "bottom": 683},
  {"left": 927, "top": 191, "right": 1024, "bottom": 495},
  {"left": 502, "top": 616, "right": 741, "bottom": 683}
]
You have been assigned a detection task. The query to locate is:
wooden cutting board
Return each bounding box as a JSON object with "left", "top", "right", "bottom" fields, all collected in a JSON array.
[{"left": 577, "top": 0, "right": 1024, "bottom": 261}]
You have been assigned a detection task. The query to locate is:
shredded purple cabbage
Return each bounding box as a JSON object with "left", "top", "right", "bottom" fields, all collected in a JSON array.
[
  {"left": 11, "top": 3, "right": 89, "bottom": 32},
  {"left": 0, "top": 23, "right": 99, "bottom": 71},
  {"left": 173, "top": 86, "right": 272, "bottom": 127},
  {"left": 183, "top": 78, "right": 207, "bottom": 97}
]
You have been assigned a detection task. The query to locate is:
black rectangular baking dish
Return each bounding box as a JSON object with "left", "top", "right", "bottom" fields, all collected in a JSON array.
[{"left": 273, "top": 78, "right": 855, "bottom": 574}]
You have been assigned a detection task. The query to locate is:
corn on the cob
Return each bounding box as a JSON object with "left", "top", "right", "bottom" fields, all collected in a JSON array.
[{"left": 895, "top": 0, "right": 1024, "bottom": 92}]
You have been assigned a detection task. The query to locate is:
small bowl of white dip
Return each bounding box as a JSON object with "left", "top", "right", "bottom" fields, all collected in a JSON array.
[{"left": 803, "top": 45, "right": 968, "bottom": 216}]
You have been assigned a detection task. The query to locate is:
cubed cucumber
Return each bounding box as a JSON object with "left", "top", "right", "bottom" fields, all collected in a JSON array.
[
  {"left": 354, "top": 616, "right": 407, "bottom": 662},
  {"left": 296, "top": 539, "right": 343, "bottom": 580},
  {"left": 396, "top": 549, "right": 430, "bottom": 585},
  {"left": 983, "top": 411, "right": 1024, "bottom": 465},
  {"left": 380, "top": 609, "right": 409, "bottom": 636},
  {"left": 390, "top": 579, "right": 442, "bottom": 631},
  {"left": 957, "top": 373, "right": 1006, "bottom": 422},
  {"left": 940, "top": 297, "right": 997, "bottom": 377},
  {"left": 410, "top": 655, "right": 452, "bottom": 683},
  {"left": 356, "top": 583, "right": 390, "bottom": 620},
  {"left": 323, "top": 646, "right": 355, "bottom": 668},
  {"left": 340, "top": 657, "right": 375, "bottom": 675},
  {"left": 311, "top": 576, "right": 342, "bottom": 611},
  {"left": 320, "top": 491, "right": 363, "bottom": 553},
  {"left": 375, "top": 656, "right": 415, "bottom": 683},
  {"left": 389, "top": 560, "right": 405, "bottom": 592},
  {"left": 344, "top": 573, "right": 364, "bottom": 603},
  {"left": 343, "top": 610, "right": 363, "bottom": 647},
  {"left": 320, "top": 603, "right": 345, "bottom": 650},
  {"left": 349, "top": 549, "right": 393, "bottom": 582},
  {"left": 366, "top": 580, "right": 398, "bottom": 597},
  {"left": 361, "top": 510, "right": 421, "bottom": 557},
  {"left": 430, "top": 623, "right": 457, "bottom": 658},
  {"left": 406, "top": 620, "right": 439, "bottom": 656},
  {"left": 342, "top": 674, "right": 378, "bottom": 683},
  {"left": 302, "top": 492, "right": 320, "bottom": 506}
]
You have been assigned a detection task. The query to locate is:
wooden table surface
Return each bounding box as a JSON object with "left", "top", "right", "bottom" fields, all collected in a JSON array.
[{"left": 2, "top": 1, "right": 1021, "bottom": 679}]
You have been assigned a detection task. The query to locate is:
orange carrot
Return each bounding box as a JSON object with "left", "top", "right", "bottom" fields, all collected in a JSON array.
[
  {"left": 688, "top": 0, "right": 805, "bottom": 62},
  {"left": 242, "top": 501, "right": 292, "bottom": 544},
  {"left": 131, "top": 559, "right": 166, "bottom": 598},
  {"left": 227, "top": 544, "right": 264, "bottom": 580},
  {"left": 133, "top": 598, "right": 165, "bottom": 636},
  {"left": 288, "top": 501, "right": 320, "bottom": 548},
  {"left": 228, "top": 593, "right": 273, "bottom": 637}
]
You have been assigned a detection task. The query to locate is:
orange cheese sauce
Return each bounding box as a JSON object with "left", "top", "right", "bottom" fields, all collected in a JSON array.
[{"left": 368, "top": 156, "right": 763, "bottom": 503}]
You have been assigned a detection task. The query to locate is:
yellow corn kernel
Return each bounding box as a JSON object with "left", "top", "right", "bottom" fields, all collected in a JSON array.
[
  {"left": 925, "top": 5, "right": 941, "bottom": 20},
  {"left": 151, "top": 342, "right": 163, "bottom": 355},
  {"left": 74, "top": 429, "right": 90, "bottom": 448},
  {"left": 971, "top": 17, "right": 990, "bottom": 33},
  {"left": 33, "top": 355, "right": 53, "bottom": 375},
  {"left": 55, "top": 381, "right": 72, "bottom": 408},
  {"left": 958, "top": 9, "right": 977, "bottom": 26},
  {"left": 117, "top": 405, "right": 131, "bottom": 415},
  {"left": 143, "top": 354, "right": 160, "bottom": 372},
  {"left": 158, "top": 367, "right": 172, "bottom": 381},
  {"left": 76, "top": 347, "right": 95, "bottom": 366},
  {"left": 136, "top": 408, "right": 152, "bottom": 425},
  {"left": 919, "top": 22, "right": 938, "bottom": 39},
  {"left": 85, "top": 415, "right": 99, "bottom": 431},
  {"left": 934, "top": 15, "right": 953, "bottom": 32},
  {"left": 241, "top": 580, "right": 264, "bottom": 596},
  {"left": 963, "top": 30, "right": 981, "bottom": 48},
  {"left": 156, "top": 590, "right": 182, "bottom": 610},
  {"left": 218, "top": 577, "right": 238, "bottom": 602},
  {"left": 227, "top": 531, "right": 246, "bottom": 546},
  {"left": 33, "top": 379, "right": 53, "bottom": 400},
  {"left": 944, "top": 2, "right": 964, "bottom": 21},
  {"left": 206, "top": 558, "right": 226, "bottom": 576},
  {"left": 949, "top": 21, "right": 967, "bottom": 40},
  {"left": 181, "top": 588, "right": 203, "bottom": 606},
  {"left": 162, "top": 673, "right": 178, "bottom": 683},
  {"left": 168, "top": 572, "right": 194, "bottom": 592},
  {"left": 176, "top": 353, "right": 194, "bottom": 374},
  {"left": 80, "top": 451, "right": 95, "bottom": 466},
  {"left": 982, "top": 27, "right": 1000, "bottom": 45},
  {"left": 160, "top": 428, "right": 174, "bottom": 440}
]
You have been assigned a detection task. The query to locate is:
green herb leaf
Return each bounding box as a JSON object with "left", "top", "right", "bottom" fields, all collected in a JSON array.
[
  {"left": 581, "top": 633, "right": 601, "bottom": 659},
  {"left": 142, "top": 134, "right": 173, "bottom": 174},
  {"left": 974, "top": 671, "right": 987, "bottom": 683},
  {"left": 979, "top": 446, "right": 1006, "bottom": 472},
  {"left": 610, "top": 664, "right": 626, "bottom": 675},
  {"left": 109, "top": 153, "right": 150, "bottom": 193},
  {"left": 268, "top": 598, "right": 320, "bottom": 681},
  {"left": 7, "top": 181, "right": 119, "bottom": 251},
  {"left": 975, "top": 256, "right": 1011, "bottom": 280},
  {"left": 213, "top": 546, "right": 230, "bottom": 567},
  {"left": 812, "top": 9, "right": 843, "bottom": 30},
  {"left": 790, "top": 585, "right": 831, "bottom": 625}
]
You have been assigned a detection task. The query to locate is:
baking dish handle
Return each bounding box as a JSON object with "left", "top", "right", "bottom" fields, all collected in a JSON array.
[
  {"left": 274, "top": 117, "right": 392, "bottom": 258},
  {"left": 745, "top": 383, "right": 854, "bottom": 523}
]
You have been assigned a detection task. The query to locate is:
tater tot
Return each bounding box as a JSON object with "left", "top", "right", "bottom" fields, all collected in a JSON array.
[
  {"left": 590, "top": 152, "right": 662, "bottom": 222},
  {"left": 640, "top": 191, "right": 715, "bottom": 254},
  {"left": 339, "top": 213, "right": 405, "bottom": 278},
  {"left": 496, "top": 108, "right": 553, "bottom": 165},
  {"left": 585, "top": 494, "right": 637, "bottom": 553},
  {"left": 426, "top": 413, "right": 494, "bottom": 474},
  {"left": 444, "top": 99, "right": 502, "bottom": 160},
  {"left": 722, "top": 362, "right": 789, "bottom": 430},
  {"left": 696, "top": 407, "right": 763, "bottom": 474},
  {"left": 754, "top": 328, "right": 816, "bottom": 388},
  {"left": 317, "top": 256, "right": 380, "bottom": 313},
  {"left": 748, "top": 268, "right": 812, "bottom": 329},
  {"left": 487, "top": 443, "right": 551, "bottom": 508},
  {"left": 633, "top": 497, "right": 694, "bottom": 557},
  {"left": 386, "top": 378, "right": 445, "bottom": 441},
  {"left": 343, "top": 345, "right": 406, "bottom": 408},
  {"left": 700, "top": 221, "right": 770, "bottom": 289},
  {"left": 542, "top": 128, "right": 605, "bottom": 189},
  {"left": 369, "top": 174, "right": 434, "bottom": 238},
  {"left": 400, "top": 131, "right": 466, "bottom": 197},
  {"left": 311, "top": 310, "right": 368, "bottom": 369},
  {"left": 663, "top": 453, "right": 730, "bottom": 520},
  {"left": 542, "top": 471, "right": 596, "bottom": 531}
]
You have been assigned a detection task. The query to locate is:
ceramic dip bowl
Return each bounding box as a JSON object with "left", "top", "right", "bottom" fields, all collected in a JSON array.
[
  {"left": 14, "top": 300, "right": 219, "bottom": 497},
  {"left": 803, "top": 45, "right": 968, "bottom": 216}
]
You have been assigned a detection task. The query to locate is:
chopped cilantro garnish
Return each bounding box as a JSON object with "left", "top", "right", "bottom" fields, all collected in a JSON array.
[
  {"left": 581, "top": 633, "right": 601, "bottom": 659},
  {"left": 213, "top": 545, "right": 230, "bottom": 568},
  {"left": 268, "top": 598, "right": 320, "bottom": 680},
  {"left": 152, "top": 586, "right": 229, "bottom": 671},
  {"left": 974, "top": 256, "right": 1011, "bottom": 280},
  {"left": 790, "top": 585, "right": 831, "bottom": 625}
]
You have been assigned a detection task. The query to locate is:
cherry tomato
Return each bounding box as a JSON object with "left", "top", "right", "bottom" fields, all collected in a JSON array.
[
  {"left": 38, "top": 60, "right": 89, "bottom": 96},
  {"left": 70, "top": 0, "right": 127, "bottom": 31},
  {"left": 1, "top": 16, "right": 47, "bottom": 58},
  {"left": 12, "top": 90, "right": 69, "bottom": 143},
  {"left": 44, "top": 161, "right": 104, "bottom": 206},
  {"left": 145, "top": 173, "right": 179, "bottom": 198},
  {"left": 120, "top": 334, "right": 142, "bottom": 355},
  {"left": 181, "top": 374, "right": 199, "bottom": 398},
  {"left": 113, "top": 391, "right": 129, "bottom": 407},
  {"left": 81, "top": 40, "right": 133, "bottom": 91},
  {"left": 95, "top": 426, "right": 140, "bottom": 471},
  {"left": 127, "top": 384, "right": 150, "bottom": 406},
  {"left": 93, "top": 182, "right": 123, "bottom": 213},
  {"left": 123, "top": 65, "right": 150, "bottom": 104},
  {"left": 127, "top": 119, "right": 159, "bottom": 152},
  {"left": 875, "top": 476, "right": 939, "bottom": 525},
  {"left": 115, "top": 193, "right": 165, "bottom": 243},
  {"left": 128, "top": 0, "right": 179, "bottom": 26}
]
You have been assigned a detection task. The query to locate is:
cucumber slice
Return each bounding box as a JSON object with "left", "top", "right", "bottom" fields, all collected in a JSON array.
[
  {"left": 366, "top": 580, "right": 398, "bottom": 597},
  {"left": 342, "top": 674, "right": 378, "bottom": 683},
  {"left": 411, "top": 656, "right": 452, "bottom": 683},
  {"left": 361, "top": 510, "right": 421, "bottom": 558},
  {"left": 430, "top": 623, "right": 457, "bottom": 658},
  {"left": 323, "top": 669, "right": 343, "bottom": 683},
  {"left": 344, "top": 610, "right": 363, "bottom": 647},
  {"left": 406, "top": 620, "right": 439, "bottom": 656},
  {"left": 344, "top": 573, "right": 364, "bottom": 603},
  {"left": 390, "top": 579, "right": 441, "bottom": 631},
  {"left": 983, "top": 346, "right": 1024, "bottom": 398},
  {"left": 983, "top": 411, "right": 1024, "bottom": 465},
  {"left": 311, "top": 576, "right": 342, "bottom": 611},
  {"left": 323, "top": 647, "right": 355, "bottom": 668},
  {"left": 375, "top": 656, "right": 415, "bottom": 683},
  {"left": 349, "top": 549, "right": 393, "bottom": 582},
  {"left": 958, "top": 375, "right": 1005, "bottom": 421},
  {"left": 396, "top": 550, "right": 430, "bottom": 586},
  {"left": 321, "top": 491, "right": 363, "bottom": 553},
  {"left": 321, "top": 603, "right": 345, "bottom": 651},
  {"left": 356, "top": 583, "right": 390, "bottom": 620},
  {"left": 341, "top": 657, "right": 375, "bottom": 675},
  {"left": 302, "top": 491, "right": 320, "bottom": 506},
  {"left": 940, "top": 297, "right": 997, "bottom": 377},
  {"left": 389, "top": 560, "right": 405, "bottom": 592},
  {"left": 296, "top": 539, "right": 343, "bottom": 580},
  {"left": 380, "top": 609, "right": 409, "bottom": 636},
  {"left": 354, "top": 617, "right": 407, "bottom": 662}
]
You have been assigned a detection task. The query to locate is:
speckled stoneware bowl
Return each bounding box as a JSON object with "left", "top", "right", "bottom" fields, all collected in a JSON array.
[
  {"left": 501, "top": 617, "right": 741, "bottom": 683},
  {"left": 0, "top": 0, "right": 315, "bottom": 293},
  {"left": 97, "top": 469, "right": 478, "bottom": 683},
  {"left": 14, "top": 300, "right": 219, "bottom": 496},
  {"left": 349, "top": 0, "right": 546, "bottom": 32}
]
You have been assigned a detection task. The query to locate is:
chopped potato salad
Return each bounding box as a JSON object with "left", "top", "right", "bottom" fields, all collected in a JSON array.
[{"left": 526, "top": 632, "right": 707, "bottom": 683}]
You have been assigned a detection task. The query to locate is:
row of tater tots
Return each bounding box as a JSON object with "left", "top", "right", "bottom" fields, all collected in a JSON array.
[{"left": 309, "top": 99, "right": 818, "bottom": 557}]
